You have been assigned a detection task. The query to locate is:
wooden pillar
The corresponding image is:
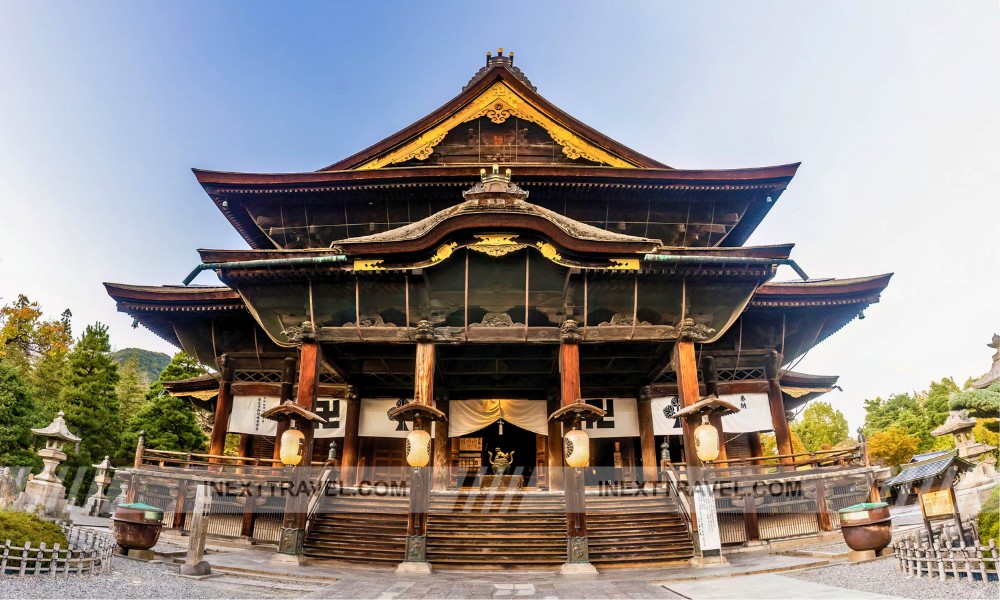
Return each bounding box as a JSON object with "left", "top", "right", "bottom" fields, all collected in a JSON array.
[
  {"left": 432, "top": 399, "right": 450, "bottom": 491},
  {"left": 743, "top": 492, "right": 761, "bottom": 541},
  {"left": 272, "top": 357, "right": 296, "bottom": 462},
  {"left": 237, "top": 434, "right": 252, "bottom": 458},
  {"left": 701, "top": 356, "right": 727, "bottom": 464},
  {"left": 208, "top": 356, "right": 235, "bottom": 460},
  {"left": 546, "top": 394, "right": 564, "bottom": 492},
  {"left": 815, "top": 478, "right": 833, "bottom": 531},
  {"left": 747, "top": 432, "right": 765, "bottom": 466},
  {"left": 559, "top": 336, "right": 581, "bottom": 407},
  {"left": 637, "top": 386, "right": 658, "bottom": 484},
  {"left": 340, "top": 387, "right": 361, "bottom": 485},
  {"left": 295, "top": 341, "right": 323, "bottom": 465},
  {"left": 172, "top": 479, "right": 188, "bottom": 529},
  {"left": 414, "top": 329, "right": 436, "bottom": 406},
  {"left": 765, "top": 350, "right": 794, "bottom": 465},
  {"left": 673, "top": 340, "right": 702, "bottom": 468}
]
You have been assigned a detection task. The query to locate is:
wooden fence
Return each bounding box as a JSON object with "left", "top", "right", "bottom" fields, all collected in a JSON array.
[
  {"left": 1, "top": 525, "right": 115, "bottom": 576},
  {"left": 894, "top": 521, "right": 998, "bottom": 582}
]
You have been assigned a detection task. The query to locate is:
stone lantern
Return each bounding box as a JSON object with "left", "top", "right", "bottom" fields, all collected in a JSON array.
[
  {"left": 84, "top": 455, "right": 114, "bottom": 517},
  {"left": 15, "top": 410, "right": 81, "bottom": 518}
]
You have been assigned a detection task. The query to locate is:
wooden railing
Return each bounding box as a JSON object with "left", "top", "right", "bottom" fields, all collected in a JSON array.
[
  {"left": 661, "top": 462, "right": 695, "bottom": 537},
  {"left": 138, "top": 448, "right": 325, "bottom": 478},
  {"left": 702, "top": 446, "right": 863, "bottom": 474},
  {"left": 1, "top": 526, "right": 115, "bottom": 576}
]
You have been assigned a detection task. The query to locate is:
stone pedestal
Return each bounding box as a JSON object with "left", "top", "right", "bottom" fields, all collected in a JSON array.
[
  {"left": 15, "top": 477, "right": 69, "bottom": 519},
  {"left": 396, "top": 561, "right": 434, "bottom": 574},
  {"left": 848, "top": 549, "right": 877, "bottom": 563}
]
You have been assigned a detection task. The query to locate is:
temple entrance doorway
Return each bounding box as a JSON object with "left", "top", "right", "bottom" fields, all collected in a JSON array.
[{"left": 452, "top": 420, "right": 540, "bottom": 489}]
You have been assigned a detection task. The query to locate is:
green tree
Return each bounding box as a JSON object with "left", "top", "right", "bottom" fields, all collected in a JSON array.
[
  {"left": 0, "top": 359, "right": 43, "bottom": 468},
  {"left": 950, "top": 382, "right": 1000, "bottom": 432},
  {"left": 57, "top": 323, "right": 121, "bottom": 502},
  {"left": 0, "top": 296, "right": 73, "bottom": 416},
  {"left": 117, "top": 352, "right": 206, "bottom": 462},
  {"left": 867, "top": 426, "right": 920, "bottom": 467},
  {"left": 761, "top": 431, "right": 807, "bottom": 456},
  {"left": 863, "top": 392, "right": 919, "bottom": 436},
  {"left": 115, "top": 356, "right": 150, "bottom": 417},
  {"left": 792, "top": 401, "right": 849, "bottom": 451}
]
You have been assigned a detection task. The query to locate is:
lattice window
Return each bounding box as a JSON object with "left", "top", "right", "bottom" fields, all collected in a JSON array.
[
  {"left": 235, "top": 371, "right": 282, "bottom": 384},
  {"left": 320, "top": 372, "right": 345, "bottom": 384},
  {"left": 718, "top": 368, "right": 765, "bottom": 382}
]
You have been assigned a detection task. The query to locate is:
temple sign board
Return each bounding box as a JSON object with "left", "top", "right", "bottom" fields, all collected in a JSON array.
[{"left": 693, "top": 484, "right": 722, "bottom": 554}]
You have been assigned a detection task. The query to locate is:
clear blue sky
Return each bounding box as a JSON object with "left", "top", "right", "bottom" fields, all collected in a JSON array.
[{"left": 1, "top": 1, "right": 997, "bottom": 431}]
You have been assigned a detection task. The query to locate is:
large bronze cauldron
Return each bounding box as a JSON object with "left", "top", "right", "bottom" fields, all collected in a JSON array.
[
  {"left": 839, "top": 502, "right": 892, "bottom": 552},
  {"left": 112, "top": 503, "right": 165, "bottom": 551}
]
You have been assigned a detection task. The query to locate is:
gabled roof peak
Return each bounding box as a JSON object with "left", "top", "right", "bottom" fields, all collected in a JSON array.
[{"left": 465, "top": 48, "right": 535, "bottom": 92}]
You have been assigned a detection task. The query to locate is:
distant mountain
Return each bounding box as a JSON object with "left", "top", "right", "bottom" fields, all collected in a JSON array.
[{"left": 112, "top": 348, "right": 171, "bottom": 382}]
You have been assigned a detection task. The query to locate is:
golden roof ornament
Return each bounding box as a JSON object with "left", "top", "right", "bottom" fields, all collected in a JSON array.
[{"left": 462, "top": 164, "right": 529, "bottom": 204}]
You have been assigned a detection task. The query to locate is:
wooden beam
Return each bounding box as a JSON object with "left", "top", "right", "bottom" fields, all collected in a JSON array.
[
  {"left": 559, "top": 324, "right": 582, "bottom": 407},
  {"left": 414, "top": 340, "right": 436, "bottom": 405},
  {"left": 672, "top": 341, "right": 702, "bottom": 467},
  {"left": 432, "top": 399, "right": 450, "bottom": 491},
  {"left": 637, "top": 386, "right": 658, "bottom": 484},
  {"left": 208, "top": 356, "right": 235, "bottom": 460},
  {"left": 765, "top": 350, "right": 794, "bottom": 465}
]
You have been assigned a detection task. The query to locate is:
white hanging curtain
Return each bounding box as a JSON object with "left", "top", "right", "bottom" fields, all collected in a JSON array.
[
  {"left": 229, "top": 396, "right": 345, "bottom": 438},
  {"left": 652, "top": 393, "right": 773, "bottom": 435},
  {"left": 449, "top": 399, "right": 548, "bottom": 437},
  {"left": 580, "top": 398, "right": 640, "bottom": 438}
]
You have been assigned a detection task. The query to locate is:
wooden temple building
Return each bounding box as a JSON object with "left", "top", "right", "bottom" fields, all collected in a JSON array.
[{"left": 106, "top": 51, "right": 892, "bottom": 569}]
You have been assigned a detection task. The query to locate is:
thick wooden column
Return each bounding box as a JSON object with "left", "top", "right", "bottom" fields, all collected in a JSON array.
[
  {"left": 672, "top": 340, "right": 702, "bottom": 467},
  {"left": 559, "top": 337, "right": 581, "bottom": 407},
  {"left": 295, "top": 341, "right": 323, "bottom": 465},
  {"left": 743, "top": 492, "right": 761, "bottom": 541},
  {"left": 747, "top": 432, "right": 765, "bottom": 466},
  {"left": 272, "top": 357, "right": 296, "bottom": 462},
  {"left": 814, "top": 478, "right": 833, "bottom": 531},
  {"left": 637, "top": 386, "right": 658, "bottom": 484},
  {"left": 701, "top": 356, "right": 727, "bottom": 464},
  {"left": 340, "top": 386, "right": 360, "bottom": 485},
  {"left": 208, "top": 356, "right": 235, "bottom": 460},
  {"left": 237, "top": 434, "right": 252, "bottom": 458},
  {"left": 546, "top": 394, "right": 564, "bottom": 491},
  {"left": 432, "top": 399, "right": 450, "bottom": 491},
  {"left": 765, "top": 350, "right": 794, "bottom": 465},
  {"left": 414, "top": 330, "right": 436, "bottom": 406}
]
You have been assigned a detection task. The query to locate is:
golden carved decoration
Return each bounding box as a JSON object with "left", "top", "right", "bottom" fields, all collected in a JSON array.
[
  {"left": 607, "top": 258, "right": 640, "bottom": 271},
  {"left": 469, "top": 234, "right": 525, "bottom": 257},
  {"left": 431, "top": 242, "right": 458, "bottom": 264},
  {"left": 354, "top": 82, "right": 637, "bottom": 170},
  {"left": 354, "top": 259, "right": 386, "bottom": 271},
  {"left": 534, "top": 241, "right": 562, "bottom": 263}
]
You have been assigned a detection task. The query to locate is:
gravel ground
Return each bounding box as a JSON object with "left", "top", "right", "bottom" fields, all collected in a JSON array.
[
  {"left": 0, "top": 559, "right": 304, "bottom": 599},
  {"left": 787, "top": 557, "right": 999, "bottom": 599}
]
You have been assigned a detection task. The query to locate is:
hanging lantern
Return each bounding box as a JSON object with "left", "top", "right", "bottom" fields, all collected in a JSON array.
[
  {"left": 405, "top": 428, "right": 432, "bottom": 467},
  {"left": 564, "top": 428, "right": 590, "bottom": 468},
  {"left": 279, "top": 426, "right": 305, "bottom": 466},
  {"left": 694, "top": 415, "right": 720, "bottom": 463}
]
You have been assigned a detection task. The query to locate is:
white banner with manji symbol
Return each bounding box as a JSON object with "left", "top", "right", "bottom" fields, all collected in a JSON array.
[
  {"left": 229, "top": 396, "right": 344, "bottom": 438},
  {"left": 651, "top": 393, "right": 772, "bottom": 435},
  {"left": 580, "top": 398, "right": 640, "bottom": 438}
]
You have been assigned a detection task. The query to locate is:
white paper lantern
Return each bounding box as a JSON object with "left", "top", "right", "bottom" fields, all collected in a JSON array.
[
  {"left": 564, "top": 428, "right": 590, "bottom": 468},
  {"left": 279, "top": 428, "right": 305, "bottom": 466},
  {"left": 406, "top": 428, "right": 432, "bottom": 467},
  {"left": 694, "top": 416, "right": 720, "bottom": 462}
]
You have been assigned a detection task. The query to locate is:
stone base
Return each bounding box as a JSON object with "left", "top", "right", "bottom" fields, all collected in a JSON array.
[
  {"left": 396, "top": 561, "right": 434, "bottom": 574},
  {"left": 15, "top": 479, "right": 69, "bottom": 519},
  {"left": 277, "top": 527, "right": 305, "bottom": 556},
  {"left": 270, "top": 552, "right": 306, "bottom": 565},
  {"left": 689, "top": 554, "right": 729, "bottom": 567},
  {"left": 179, "top": 561, "right": 212, "bottom": 576},
  {"left": 848, "top": 549, "right": 877, "bottom": 563},
  {"left": 126, "top": 548, "right": 155, "bottom": 561},
  {"left": 559, "top": 562, "right": 598, "bottom": 575}
]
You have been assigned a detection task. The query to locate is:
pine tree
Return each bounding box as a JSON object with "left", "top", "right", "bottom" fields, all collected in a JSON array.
[
  {"left": 57, "top": 323, "right": 120, "bottom": 503},
  {"left": 115, "top": 356, "right": 150, "bottom": 417},
  {"left": 0, "top": 359, "right": 43, "bottom": 468},
  {"left": 117, "top": 352, "right": 207, "bottom": 462}
]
